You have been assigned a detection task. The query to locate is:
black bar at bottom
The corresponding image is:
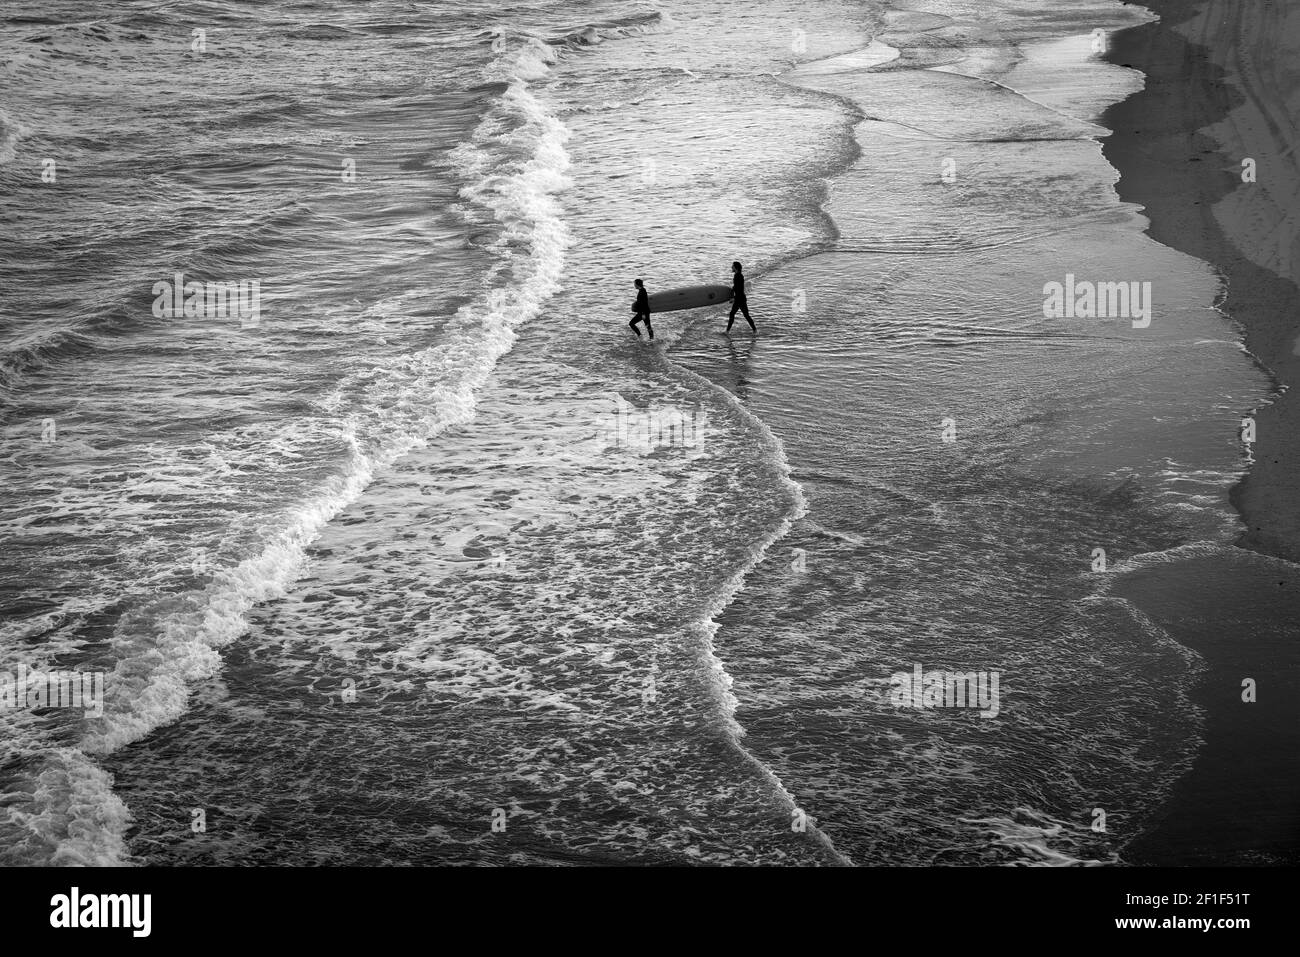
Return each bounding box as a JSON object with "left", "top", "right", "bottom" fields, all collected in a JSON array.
[{"left": 0, "top": 866, "right": 1286, "bottom": 943}]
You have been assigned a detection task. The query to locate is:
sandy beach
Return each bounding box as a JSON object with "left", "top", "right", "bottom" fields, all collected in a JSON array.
[{"left": 1102, "top": 0, "right": 1300, "bottom": 863}]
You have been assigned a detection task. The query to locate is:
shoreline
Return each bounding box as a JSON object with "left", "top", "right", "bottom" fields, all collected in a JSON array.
[
  {"left": 669, "top": 4, "right": 1249, "bottom": 865},
  {"left": 1101, "top": 0, "right": 1300, "bottom": 863}
]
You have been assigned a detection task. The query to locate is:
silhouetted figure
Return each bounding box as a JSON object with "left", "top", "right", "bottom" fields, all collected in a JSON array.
[
  {"left": 630, "top": 278, "right": 653, "bottom": 340},
  {"left": 727, "top": 261, "right": 755, "bottom": 332}
]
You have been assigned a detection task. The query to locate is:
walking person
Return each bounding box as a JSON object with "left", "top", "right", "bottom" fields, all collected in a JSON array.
[
  {"left": 726, "top": 261, "right": 755, "bottom": 333},
  {"left": 629, "top": 278, "right": 653, "bottom": 340}
]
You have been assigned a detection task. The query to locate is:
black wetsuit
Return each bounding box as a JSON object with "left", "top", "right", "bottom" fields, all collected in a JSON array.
[
  {"left": 630, "top": 287, "right": 653, "bottom": 339},
  {"left": 728, "top": 271, "right": 755, "bottom": 331}
]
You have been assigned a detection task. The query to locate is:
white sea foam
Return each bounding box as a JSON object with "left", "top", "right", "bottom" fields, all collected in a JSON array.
[
  {"left": 0, "top": 749, "right": 133, "bottom": 866},
  {"left": 959, "top": 807, "right": 1120, "bottom": 866},
  {"left": 0, "top": 108, "right": 28, "bottom": 165},
  {"left": 657, "top": 357, "right": 855, "bottom": 866},
  {"left": 13, "top": 33, "right": 574, "bottom": 867}
]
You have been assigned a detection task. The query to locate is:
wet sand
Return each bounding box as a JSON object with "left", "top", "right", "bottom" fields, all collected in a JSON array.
[{"left": 1102, "top": 0, "right": 1300, "bottom": 864}]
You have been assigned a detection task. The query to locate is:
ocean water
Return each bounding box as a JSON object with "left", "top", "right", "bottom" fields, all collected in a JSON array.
[{"left": 0, "top": 0, "right": 1279, "bottom": 865}]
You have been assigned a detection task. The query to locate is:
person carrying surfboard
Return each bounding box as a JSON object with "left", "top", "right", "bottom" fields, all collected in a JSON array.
[
  {"left": 727, "top": 261, "right": 755, "bottom": 332},
  {"left": 630, "top": 278, "right": 653, "bottom": 340}
]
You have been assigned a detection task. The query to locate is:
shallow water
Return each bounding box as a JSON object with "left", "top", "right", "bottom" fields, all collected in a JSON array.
[{"left": 0, "top": 0, "right": 1282, "bottom": 866}]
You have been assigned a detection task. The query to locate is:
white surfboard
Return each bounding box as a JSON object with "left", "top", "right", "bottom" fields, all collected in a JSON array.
[{"left": 645, "top": 284, "right": 733, "bottom": 313}]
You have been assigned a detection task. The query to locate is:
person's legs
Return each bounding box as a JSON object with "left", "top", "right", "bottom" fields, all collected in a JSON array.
[
  {"left": 629, "top": 316, "right": 644, "bottom": 336},
  {"left": 644, "top": 317, "right": 654, "bottom": 340},
  {"left": 726, "top": 301, "right": 738, "bottom": 332},
  {"left": 740, "top": 299, "right": 755, "bottom": 331}
]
